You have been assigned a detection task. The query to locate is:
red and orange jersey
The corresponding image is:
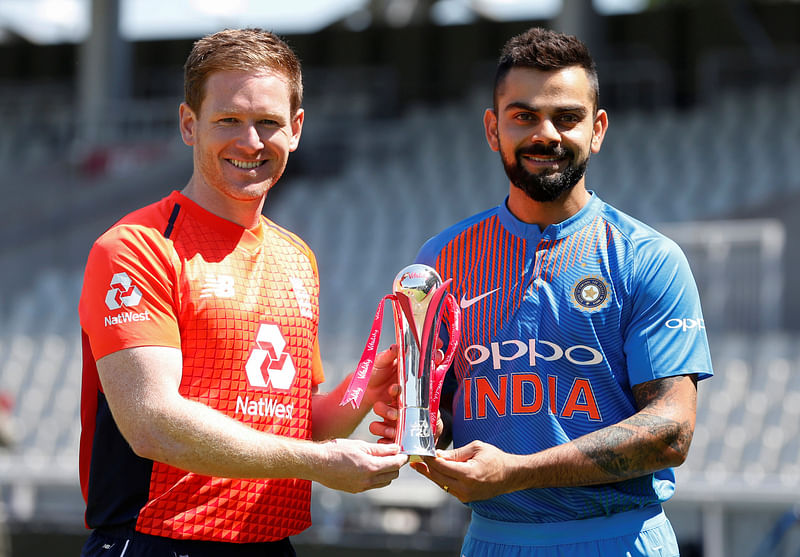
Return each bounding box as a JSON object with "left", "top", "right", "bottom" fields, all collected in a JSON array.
[{"left": 79, "top": 191, "right": 322, "bottom": 542}]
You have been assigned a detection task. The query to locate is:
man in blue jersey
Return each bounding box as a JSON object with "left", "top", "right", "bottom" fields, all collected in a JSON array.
[{"left": 382, "top": 26, "right": 713, "bottom": 556}]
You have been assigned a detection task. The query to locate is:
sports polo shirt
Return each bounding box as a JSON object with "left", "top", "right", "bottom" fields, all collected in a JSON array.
[
  {"left": 79, "top": 190, "right": 323, "bottom": 542},
  {"left": 417, "top": 192, "right": 713, "bottom": 523}
]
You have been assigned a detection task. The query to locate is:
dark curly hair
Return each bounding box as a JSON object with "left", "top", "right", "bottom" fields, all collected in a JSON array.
[{"left": 494, "top": 27, "right": 599, "bottom": 111}]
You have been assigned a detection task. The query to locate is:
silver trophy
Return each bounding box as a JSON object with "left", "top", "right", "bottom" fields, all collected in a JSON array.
[{"left": 391, "top": 264, "right": 459, "bottom": 461}]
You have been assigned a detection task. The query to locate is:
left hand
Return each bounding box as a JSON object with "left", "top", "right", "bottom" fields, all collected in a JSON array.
[
  {"left": 410, "top": 440, "right": 521, "bottom": 503},
  {"left": 364, "top": 344, "right": 401, "bottom": 407},
  {"left": 366, "top": 345, "right": 401, "bottom": 443}
]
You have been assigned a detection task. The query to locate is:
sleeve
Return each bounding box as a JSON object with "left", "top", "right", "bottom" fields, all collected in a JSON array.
[
  {"left": 305, "top": 241, "right": 325, "bottom": 386},
  {"left": 623, "top": 235, "right": 714, "bottom": 386},
  {"left": 78, "top": 225, "right": 182, "bottom": 361},
  {"left": 311, "top": 336, "right": 324, "bottom": 386},
  {"left": 415, "top": 235, "right": 441, "bottom": 268}
]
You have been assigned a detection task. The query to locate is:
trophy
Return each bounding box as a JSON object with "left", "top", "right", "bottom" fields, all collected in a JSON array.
[
  {"left": 340, "top": 264, "right": 461, "bottom": 461},
  {"left": 391, "top": 264, "right": 460, "bottom": 459}
]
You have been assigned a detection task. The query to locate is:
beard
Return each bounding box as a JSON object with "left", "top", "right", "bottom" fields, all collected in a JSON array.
[{"left": 500, "top": 143, "right": 589, "bottom": 203}]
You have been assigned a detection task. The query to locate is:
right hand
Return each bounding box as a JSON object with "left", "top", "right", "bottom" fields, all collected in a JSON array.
[
  {"left": 314, "top": 439, "right": 408, "bottom": 493},
  {"left": 369, "top": 402, "right": 445, "bottom": 445}
]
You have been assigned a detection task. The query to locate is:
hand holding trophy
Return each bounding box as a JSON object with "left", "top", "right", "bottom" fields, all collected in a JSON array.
[{"left": 341, "top": 264, "right": 461, "bottom": 461}]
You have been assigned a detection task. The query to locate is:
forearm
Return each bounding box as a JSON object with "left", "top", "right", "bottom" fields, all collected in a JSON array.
[
  {"left": 513, "top": 410, "right": 692, "bottom": 490},
  {"left": 312, "top": 344, "right": 402, "bottom": 440},
  {"left": 311, "top": 374, "right": 374, "bottom": 441},
  {"left": 131, "top": 394, "right": 326, "bottom": 481}
]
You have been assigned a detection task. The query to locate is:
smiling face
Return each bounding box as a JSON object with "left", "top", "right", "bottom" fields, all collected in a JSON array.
[
  {"left": 485, "top": 66, "right": 607, "bottom": 204},
  {"left": 179, "top": 69, "right": 303, "bottom": 225}
]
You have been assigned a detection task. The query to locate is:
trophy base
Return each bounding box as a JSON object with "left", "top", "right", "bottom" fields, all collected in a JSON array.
[{"left": 397, "top": 406, "right": 436, "bottom": 458}]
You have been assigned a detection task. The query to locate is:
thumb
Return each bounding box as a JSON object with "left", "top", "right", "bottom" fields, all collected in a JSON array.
[
  {"left": 374, "top": 344, "right": 399, "bottom": 368},
  {"left": 436, "top": 445, "right": 471, "bottom": 462},
  {"left": 363, "top": 442, "right": 401, "bottom": 456}
]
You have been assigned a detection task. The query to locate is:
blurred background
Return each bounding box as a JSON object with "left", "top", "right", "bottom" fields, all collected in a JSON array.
[{"left": 0, "top": 0, "right": 799, "bottom": 555}]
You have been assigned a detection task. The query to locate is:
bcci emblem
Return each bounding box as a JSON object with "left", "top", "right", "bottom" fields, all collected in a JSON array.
[{"left": 571, "top": 276, "right": 610, "bottom": 312}]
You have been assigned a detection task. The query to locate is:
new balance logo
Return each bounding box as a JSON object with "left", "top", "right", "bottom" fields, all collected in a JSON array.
[
  {"left": 200, "top": 274, "right": 235, "bottom": 298},
  {"left": 459, "top": 288, "right": 500, "bottom": 309}
]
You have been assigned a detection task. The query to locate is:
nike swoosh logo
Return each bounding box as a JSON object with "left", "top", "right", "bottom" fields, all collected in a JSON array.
[{"left": 460, "top": 288, "right": 500, "bottom": 309}]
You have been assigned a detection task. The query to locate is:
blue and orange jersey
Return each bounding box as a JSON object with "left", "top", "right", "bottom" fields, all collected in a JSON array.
[
  {"left": 417, "top": 192, "right": 713, "bottom": 523},
  {"left": 79, "top": 190, "right": 322, "bottom": 542}
]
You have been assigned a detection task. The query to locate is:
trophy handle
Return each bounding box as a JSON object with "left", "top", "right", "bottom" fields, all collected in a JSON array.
[{"left": 426, "top": 285, "right": 461, "bottom": 437}]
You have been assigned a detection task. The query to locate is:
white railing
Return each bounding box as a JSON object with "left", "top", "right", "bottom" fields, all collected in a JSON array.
[{"left": 659, "top": 219, "right": 785, "bottom": 333}]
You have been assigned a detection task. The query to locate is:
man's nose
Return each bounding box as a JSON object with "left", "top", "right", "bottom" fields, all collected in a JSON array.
[
  {"left": 530, "top": 119, "right": 560, "bottom": 144},
  {"left": 237, "top": 124, "right": 265, "bottom": 150}
]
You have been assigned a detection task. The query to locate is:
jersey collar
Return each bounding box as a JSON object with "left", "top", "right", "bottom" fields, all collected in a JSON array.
[
  {"left": 498, "top": 191, "right": 603, "bottom": 241},
  {"left": 171, "top": 191, "right": 265, "bottom": 251}
]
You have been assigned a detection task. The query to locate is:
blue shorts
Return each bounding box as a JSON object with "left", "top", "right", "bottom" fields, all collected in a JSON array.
[
  {"left": 80, "top": 524, "right": 296, "bottom": 557},
  {"left": 461, "top": 506, "right": 679, "bottom": 557}
]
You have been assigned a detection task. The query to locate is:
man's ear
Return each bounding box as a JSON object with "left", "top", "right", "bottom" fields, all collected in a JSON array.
[
  {"left": 483, "top": 108, "right": 500, "bottom": 152},
  {"left": 179, "top": 103, "right": 197, "bottom": 146},
  {"left": 289, "top": 108, "right": 304, "bottom": 152},
  {"left": 591, "top": 108, "right": 608, "bottom": 154}
]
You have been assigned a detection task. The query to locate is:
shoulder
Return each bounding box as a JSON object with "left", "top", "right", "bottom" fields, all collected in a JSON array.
[
  {"left": 261, "top": 216, "right": 319, "bottom": 270},
  {"left": 91, "top": 196, "right": 177, "bottom": 258},
  {"left": 598, "top": 202, "right": 695, "bottom": 303},
  {"left": 416, "top": 205, "right": 500, "bottom": 266},
  {"left": 601, "top": 202, "right": 685, "bottom": 263}
]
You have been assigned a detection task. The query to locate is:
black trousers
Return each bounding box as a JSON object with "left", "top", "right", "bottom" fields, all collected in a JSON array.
[{"left": 81, "top": 524, "right": 296, "bottom": 557}]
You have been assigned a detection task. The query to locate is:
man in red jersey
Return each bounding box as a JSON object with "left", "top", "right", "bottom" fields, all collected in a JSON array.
[{"left": 78, "top": 28, "right": 407, "bottom": 557}]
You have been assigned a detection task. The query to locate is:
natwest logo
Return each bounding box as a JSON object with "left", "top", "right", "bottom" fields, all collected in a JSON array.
[
  {"left": 105, "top": 272, "right": 143, "bottom": 310},
  {"left": 465, "top": 339, "right": 603, "bottom": 370},
  {"left": 245, "top": 324, "right": 296, "bottom": 391}
]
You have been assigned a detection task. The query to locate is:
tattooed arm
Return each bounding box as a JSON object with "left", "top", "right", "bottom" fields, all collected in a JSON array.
[{"left": 411, "top": 374, "right": 698, "bottom": 503}]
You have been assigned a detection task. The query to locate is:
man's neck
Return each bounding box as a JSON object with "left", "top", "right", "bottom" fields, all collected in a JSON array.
[
  {"left": 181, "top": 180, "right": 266, "bottom": 230},
  {"left": 506, "top": 183, "right": 590, "bottom": 231}
]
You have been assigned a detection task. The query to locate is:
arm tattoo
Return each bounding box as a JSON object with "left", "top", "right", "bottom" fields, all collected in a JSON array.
[{"left": 574, "top": 375, "right": 696, "bottom": 481}]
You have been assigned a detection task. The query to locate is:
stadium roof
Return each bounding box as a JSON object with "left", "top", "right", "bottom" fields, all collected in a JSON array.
[{"left": 0, "top": 0, "right": 646, "bottom": 45}]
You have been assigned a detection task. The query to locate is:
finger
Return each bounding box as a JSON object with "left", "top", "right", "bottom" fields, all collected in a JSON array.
[
  {"left": 371, "top": 469, "right": 401, "bottom": 487},
  {"left": 419, "top": 462, "right": 459, "bottom": 489},
  {"left": 409, "top": 460, "right": 430, "bottom": 476},
  {"left": 411, "top": 461, "right": 459, "bottom": 496},
  {"left": 368, "top": 420, "right": 396, "bottom": 441},
  {"left": 435, "top": 448, "right": 456, "bottom": 460},
  {"left": 435, "top": 447, "right": 472, "bottom": 462},
  {"left": 362, "top": 442, "right": 401, "bottom": 456},
  {"left": 374, "top": 344, "right": 399, "bottom": 367},
  {"left": 374, "top": 453, "right": 410, "bottom": 470},
  {"left": 372, "top": 401, "right": 399, "bottom": 422},
  {"left": 422, "top": 453, "right": 470, "bottom": 479}
]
